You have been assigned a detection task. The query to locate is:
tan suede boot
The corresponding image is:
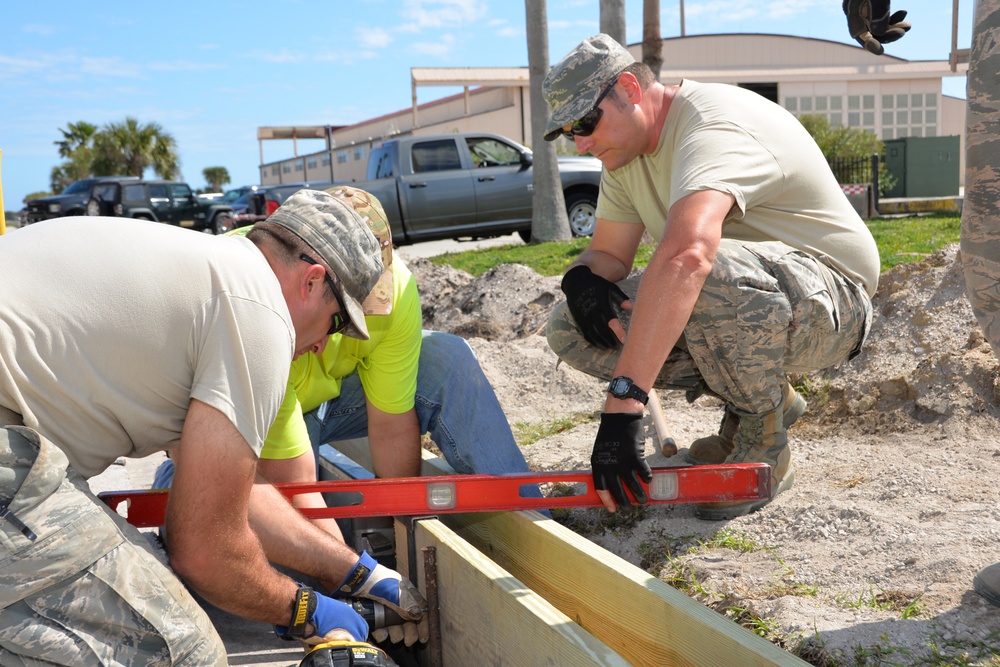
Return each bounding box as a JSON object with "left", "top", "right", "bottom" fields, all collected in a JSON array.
[
  {"left": 686, "top": 381, "right": 806, "bottom": 465},
  {"left": 694, "top": 409, "right": 795, "bottom": 521}
]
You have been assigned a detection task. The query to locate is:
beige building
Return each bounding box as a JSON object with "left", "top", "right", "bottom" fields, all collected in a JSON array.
[{"left": 258, "top": 33, "right": 968, "bottom": 186}]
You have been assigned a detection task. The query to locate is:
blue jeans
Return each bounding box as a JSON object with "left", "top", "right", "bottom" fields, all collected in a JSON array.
[{"left": 310, "top": 331, "right": 531, "bottom": 478}]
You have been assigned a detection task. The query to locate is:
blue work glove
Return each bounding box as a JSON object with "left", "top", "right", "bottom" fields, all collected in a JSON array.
[
  {"left": 592, "top": 412, "right": 652, "bottom": 509},
  {"left": 338, "top": 551, "right": 426, "bottom": 619},
  {"left": 275, "top": 586, "right": 369, "bottom": 645},
  {"left": 561, "top": 265, "right": 629, "bottom": 349},
  {"left": 843, "top": 0, "right": 910, "bottom": 55},
  {"left": 338, "top": 551, "right": 429, "bottom": 646}
]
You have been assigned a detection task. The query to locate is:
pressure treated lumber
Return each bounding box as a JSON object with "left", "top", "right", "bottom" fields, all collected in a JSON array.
[
  {"left": 330, "top": 440, "right": 807, "bottom": 667},
  {"left": 396, "top": 518, "right": 631, "bottom": 666}
]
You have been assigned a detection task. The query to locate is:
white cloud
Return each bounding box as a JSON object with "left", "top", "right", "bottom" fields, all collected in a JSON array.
[
  {"left": 400, "top": 0, "right": 488, "bottom": 31},
  {"left": 359, "top": 27, "right": 394, "bottom": 49},
  {"left": 251, "top": 50, "right": 307, "bottom": 64},
  {"left": 148, "top": 61, "right": 225, "bottom": 72},
  {"left": 411, "top": 34, "right": 457, "bottom": 58},
  {"left": 79, "top": 56, "right": 143, "bottom": 78}
]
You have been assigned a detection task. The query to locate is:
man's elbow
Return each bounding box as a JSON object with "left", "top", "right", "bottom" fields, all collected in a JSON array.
[{"left": 167, "top": 536, "right": 225, "bottom": 593}]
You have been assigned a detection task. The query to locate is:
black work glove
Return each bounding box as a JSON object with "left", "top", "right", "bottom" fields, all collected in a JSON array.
[
  {"left": 591, "top": 412, "right": 653, "bottom": 508},
  {"left": 843, "top": 0, "right": 911, "bottom": 56},
  {"left": 561, "top": 265, "right": 629, "bottom": 349}
]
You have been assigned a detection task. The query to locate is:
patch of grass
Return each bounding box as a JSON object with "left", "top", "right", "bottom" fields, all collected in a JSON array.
[
  {"left": 836, "top": 583, "right": 925, "bottom": 620},
  {"left": 426, "top": 215, "right": 959, "bottom": 279},
  {"left": 427, "top": 238, "right": 655, "bottom": 277},
  {"left": 550, "top": 504, "right": 647, "bottom": 537},
  {"left": 866, "top": 212, "right": 961, "bottom": 272},
  {"left": 696, "top": 528, "right": 765, "bottom": 554},
  {"left": 511, "top": 410, "right": 599, "bottom": 447}
]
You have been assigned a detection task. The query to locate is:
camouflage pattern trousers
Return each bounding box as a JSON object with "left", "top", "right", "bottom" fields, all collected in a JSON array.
[
  {"left": 0, "top": 422, "right": 226, "bottom": 666},
  {"left": 548, "top": 239, "right": 873, "bottom": 416},
  {"left": 961, "top": 0, "right": 1000, "bottom": 357}
]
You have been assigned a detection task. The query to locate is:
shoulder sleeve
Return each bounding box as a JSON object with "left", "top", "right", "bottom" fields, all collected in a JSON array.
[
  {"left": 596, "top": 169, "right": 644, "bottom": 224},
  {"left": 671, "top": 121, "right": 784, "bottom": 219},
  {"left": 358, "top": 272, "right": 422, "bottom": 414},
  {"left": 189, "top": 293, "right": 293, "bottom": 457}
]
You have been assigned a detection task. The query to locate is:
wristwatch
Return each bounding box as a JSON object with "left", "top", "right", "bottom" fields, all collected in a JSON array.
[{"left": 607, "top": 376, "right": 649, "bottom": 405}]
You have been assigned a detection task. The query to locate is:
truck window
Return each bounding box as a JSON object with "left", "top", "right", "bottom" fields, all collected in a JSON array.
[
  {"left": 466, "top": 137, "right": 521, "bottom": 167},
  {"left": 169, "top": 183, "right": 193, "bottom": 199},
  {"left": 411, "top": 140, "right": 462, "bottom": 173},
  {"left": 124, "top": 184, "right": 144, "bottom": 201},
  {"left": 147, "top": 184, "right": 169, "bottom": 201}
]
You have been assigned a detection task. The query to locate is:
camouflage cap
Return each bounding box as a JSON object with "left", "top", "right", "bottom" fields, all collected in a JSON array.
[
  {"left": 542, "top": 33, "right": 635, "bottom": 142},
  {"left": 324, "top": 185, "right": 394, "bottom": 317},
  {"left": 267, "top": 189, "right": 383, "bottom": 340}
]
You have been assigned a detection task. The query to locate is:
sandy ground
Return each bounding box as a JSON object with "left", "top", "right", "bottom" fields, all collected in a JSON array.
[
  {"left": 408, "top": 245, "right": 1000, "bottom": 665},
  {"left": 88, "top": 242, "right": 1000, "bottom": 665}
]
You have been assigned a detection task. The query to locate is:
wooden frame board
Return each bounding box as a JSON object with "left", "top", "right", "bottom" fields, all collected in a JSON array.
[{"left": 329, "top": 440, "right": 807, "bottom": 667}]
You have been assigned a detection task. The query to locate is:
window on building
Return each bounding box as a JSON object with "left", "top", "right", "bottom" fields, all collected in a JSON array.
[
  {"left": 322, "top": 154, "right": 331, "bottom": 166},
  {"left": 337, "top": 150, "right": 348, "bottom": 164},
  {"left": 308, "top": 157, "right": 317, "bottom": 169},
  {"left": 295, "top": 159, "right": 303, "bottom": 172},
  {"left": 354, "top": 146, "right": 366, "bottom": 161},
  {"left": 738, "top": 82, "right": 778, "bottom": 103},
  {"left": 283, "top": 164, "right": 291, "bottom": 174},
  {"left": 271, "top": 165, "right": 280, "bottom": 176}
]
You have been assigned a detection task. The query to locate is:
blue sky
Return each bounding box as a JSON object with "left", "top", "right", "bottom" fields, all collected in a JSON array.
[{"left": 1, "top": 0, "right": 973, "bottom": 210}]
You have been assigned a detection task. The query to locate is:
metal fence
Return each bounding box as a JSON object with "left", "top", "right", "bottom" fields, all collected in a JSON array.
[{"left": 829, "top": 153, "right": 881, "bottom": 210}]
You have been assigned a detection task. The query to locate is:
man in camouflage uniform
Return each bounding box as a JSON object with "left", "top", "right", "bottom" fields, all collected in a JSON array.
[
  {"left": 847, "top": 0, "right": 1000, "bottom": 612},
  {"left": 957, "top": 0, "right": 1000, "bottom": 608},
  {"left": 542, "top": 34, "right": 879, "bottom": 520},
  {"left": 0, "top": 190, "right": 424, "bottom": 664}
]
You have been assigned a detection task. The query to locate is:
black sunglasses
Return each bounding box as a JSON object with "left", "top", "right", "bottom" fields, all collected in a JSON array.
[
  {"left": 560, "top": 77, "right": 619, "bottom": 139},
  {"left": 299, "top": 253, "right": 350, "bottom": 336}
]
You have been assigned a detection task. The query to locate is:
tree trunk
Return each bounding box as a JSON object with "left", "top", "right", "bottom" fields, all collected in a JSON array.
[
  {"left": 525, "top": 0, "right": 570, "bottom": 242},
  {"left": 642, "top": 0, "right": 663, "bottom": 80},
  {"left": 599, "top": 0, "right": 626, "bottom": 45}
]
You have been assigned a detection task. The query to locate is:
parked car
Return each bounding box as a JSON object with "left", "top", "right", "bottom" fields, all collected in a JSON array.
[
  {"left": 87, "top": 180, "right": 235, "bottom": 234},
  {"left": 228, "top": 181, "right": 334, "bottom": 229},
  {"left": 24, "top": 176, "right": 139, "bottom": 225},
  {"left": 347, "top": 132, "right": 602, "bottom": 244}
]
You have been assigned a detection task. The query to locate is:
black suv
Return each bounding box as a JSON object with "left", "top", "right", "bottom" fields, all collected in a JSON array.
[
  {"left": 24, "top": 176, "right": 138, "bottom": 225},
  {"left": 88, "top": 180, "right": 235, "bottom": 234}
]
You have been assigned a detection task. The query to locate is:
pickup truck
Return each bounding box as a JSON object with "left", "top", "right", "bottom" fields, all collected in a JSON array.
[{"left": 343, "top": 132, "right": 602, "bottom": 245}]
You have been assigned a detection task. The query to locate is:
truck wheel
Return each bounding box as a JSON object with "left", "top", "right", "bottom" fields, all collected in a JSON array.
[
  {"left": 212, "top": 213, "right": 233, "bottom": 235},
  {"left": 566, "top": 192, "right": 597, "bottom": 237},
  {"left": 518, "top": 228, "right": 532, "bottom": 243}
]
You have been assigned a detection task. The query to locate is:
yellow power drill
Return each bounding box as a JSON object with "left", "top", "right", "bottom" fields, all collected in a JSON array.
[
  {"left": 298, "top": 598, "right": 402, "bottom": 666},
  {"left": 298, "top": 639, "right": 391, "bottom": 667}
]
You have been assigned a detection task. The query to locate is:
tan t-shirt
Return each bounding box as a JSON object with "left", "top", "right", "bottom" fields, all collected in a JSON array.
[
  {"left": 598, "top": 79, "right": 880, "bottom": 296},
  {"left": 0, "top": 217, "right": 294, "bottom": 478}
]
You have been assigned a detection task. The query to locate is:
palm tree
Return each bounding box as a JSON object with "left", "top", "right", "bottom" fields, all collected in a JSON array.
[
  {"left": 600, "top": 0, "right": 626, "bottom": 45},
  {"left": 51, "top": 121, "right": 100, "bottom": 191},
  {"left": 525, "top": 0, "right": 570, "bottom": 242},
  {"left": 203, "top": 167, "right": 231, "bottom": 192},
  {"left": 643, "top": 0, "right": 663, "bottom": 80},
  {"left": 93, "top": 117, "right": 180, "bottom": 179}
]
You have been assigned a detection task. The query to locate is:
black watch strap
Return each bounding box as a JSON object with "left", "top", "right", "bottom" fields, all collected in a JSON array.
[
  {"left": 281, "top": 586, "right": 317, "bottom": 640},
  {"left": 607, "top": 376, "right": 649, "bottom": 405}
]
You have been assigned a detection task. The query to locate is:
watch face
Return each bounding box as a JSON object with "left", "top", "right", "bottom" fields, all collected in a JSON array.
[{"left": 609, "top": 377, "right": 629, "bottom": 395}]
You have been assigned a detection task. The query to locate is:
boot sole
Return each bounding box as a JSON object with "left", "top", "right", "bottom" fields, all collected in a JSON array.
[
  {"left": 685, "top": 393, "right": 807, "bottom": 466},
  {"left": 974, "top": 573, "right": 1000, "bottom": 608},
  {"left": 694, "top": 464, "right": 795, "bottom": 521}
]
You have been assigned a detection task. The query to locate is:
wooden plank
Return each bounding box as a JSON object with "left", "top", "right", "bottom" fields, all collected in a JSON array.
[
  {"left": 398, "top": 518, "right": 630, "bottom": 666},
  {"left": 328, "top": 440, "right": 806, "bottom": 666}
]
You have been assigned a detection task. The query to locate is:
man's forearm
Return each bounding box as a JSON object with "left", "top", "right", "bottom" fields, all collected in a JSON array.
[{"left": 248, "top": 482, "right": 360, "bottom": 589}]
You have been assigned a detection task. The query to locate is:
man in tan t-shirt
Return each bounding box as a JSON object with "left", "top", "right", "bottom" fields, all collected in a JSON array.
[
  {"left": 541, "top": 34, "right": 879, "bottom": 521},
  {"left": 0, "top": 189, "right": 424, "bottom": 664}
]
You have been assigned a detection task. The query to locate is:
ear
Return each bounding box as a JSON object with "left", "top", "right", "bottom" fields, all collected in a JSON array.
[
  {"left": 618, "top": 71, "right": 642, "bottom": 104},
  {"left": 299, "top": 263, "right": 326, "bottom": 301}
]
